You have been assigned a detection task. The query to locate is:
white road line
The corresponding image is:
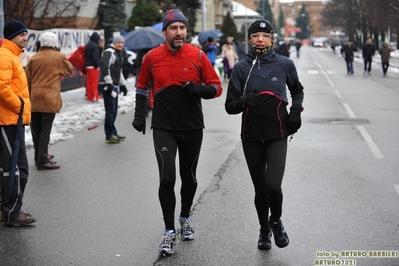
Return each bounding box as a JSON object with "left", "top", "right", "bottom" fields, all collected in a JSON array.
[
  {"left": 342, "top": 103, "right": 357, "bottom": 118},
  {"left": 311, "top": 53, "right": 384, "bottom": 159},
  {"left": 356, "top": 126, "right": 385, "bottom": 159},
  {"left": 394, "top": 185, "right": 399, "bottom": 195},
  {"left": 312, "top": 57, "right": 335, "bottom": 87},
  {"left": 334, "top": 89, "right": 343, "bottom": 99}
]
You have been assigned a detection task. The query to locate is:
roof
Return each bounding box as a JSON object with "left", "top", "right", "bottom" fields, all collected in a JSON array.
[{"left": 232, "top": 1, "right": 262, "bottom": 17}]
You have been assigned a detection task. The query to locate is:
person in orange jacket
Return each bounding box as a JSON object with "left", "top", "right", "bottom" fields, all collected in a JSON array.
[{"left": 0, "top": 20, "right": 36, "bottom": 226}]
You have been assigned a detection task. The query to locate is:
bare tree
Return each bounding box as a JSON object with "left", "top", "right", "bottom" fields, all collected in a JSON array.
[
  {"left": 322, "top": 0, "right": 399, "bottom": 47},
  {"left": 5, "top": 0, "right": 83, "bottom": 29}
]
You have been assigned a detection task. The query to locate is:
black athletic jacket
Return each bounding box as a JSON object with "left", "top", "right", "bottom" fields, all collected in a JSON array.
[{"left": 225, "top": 50, "right": 304, "bottom": 141}]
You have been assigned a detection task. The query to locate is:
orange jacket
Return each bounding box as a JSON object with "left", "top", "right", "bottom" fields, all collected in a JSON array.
[{"left": 0, "top": 39, "right": 31, "bottom": 125}]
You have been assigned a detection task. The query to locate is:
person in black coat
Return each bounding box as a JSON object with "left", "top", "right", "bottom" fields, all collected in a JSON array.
[
  {"left": 84, "top": 32, "right": 101, "bottom": 101},
  {"left": 340, "top": 40, "right": 358, "bottom": 74},
  {"left": 225, "top": 19, "right": 304, "bottom": 251},
  {"left": 362, "top": 37, "right": 376, "bottom": 75}
]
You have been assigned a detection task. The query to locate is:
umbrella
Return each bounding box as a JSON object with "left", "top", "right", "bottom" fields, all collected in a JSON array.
[
  {"left": 152, "top": 22, "right": 163, "bottom": 31},
  {"left": 198, "top": 29, "right": 223, "bottom": 43},
  {"left": 123, "top": 27, "right": 165, "bottom": 51}
]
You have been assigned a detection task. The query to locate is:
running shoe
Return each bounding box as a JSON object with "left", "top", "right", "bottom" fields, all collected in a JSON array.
[
  {"left": 179, "top": 217, "right": 195, "bottom": 241},
  {"left": 258, "top": 227, "right": 272, "bottom": 250},
  {"left": 116, "top": 134, "right": 126, "bottom": 141},
  {"left": 105, "top": 135, "right": 120, "bottom": 144},
  {"left": 269, "top": 218, "right": 289, "bottom": 248},
  {"left": 159, "top": 230, "right": 178, "bottom": 255}
]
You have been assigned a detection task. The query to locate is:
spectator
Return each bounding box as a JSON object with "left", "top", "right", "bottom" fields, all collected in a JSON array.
[
  {"left": 277, "top": 39, "right": 290, "bottom": 57},
  {"left": 340, "top": 39, "right": 358, "bottom": 74},
  {"left": 295, "top": 39, "right": 302, "bottom": 58},
  {"left": 221, "top": 40, "right": 239, "bottom": 81},
  {"left": 98, "top": 36, "right": 127, "bottom": 143},
  {"left": 26, "top": 32, "right": 74, "bottom": 170},
  {"left": 84, "top": 32, "right": 102, "bottom": 102},
  {"left": 0, "top": 19, "right": 36, "bottom": 226},
  {"left": 362, "top": 37, "right": 376, "bottom": 75},
  {"left": 379, "top": 42, "right": 394, "bottom": 77},
  {"left": 203, "top": 36, "right": 217, "bottom": 66}
]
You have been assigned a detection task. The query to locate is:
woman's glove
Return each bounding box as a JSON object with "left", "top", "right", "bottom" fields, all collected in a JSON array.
[
  {"left": 287, "top": 106, "right": 302, "bottom": 133},
  {"left": 239, "top": 92, "right": 259, "bottom": 107}
]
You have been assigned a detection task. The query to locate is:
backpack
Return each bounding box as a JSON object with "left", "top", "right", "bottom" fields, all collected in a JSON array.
[{"left": 68, "top": 46, "right": 86, "bottom": 73}]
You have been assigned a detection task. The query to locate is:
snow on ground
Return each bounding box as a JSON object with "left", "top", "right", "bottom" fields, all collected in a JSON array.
[{"left": 24, "top": 77, "right": 136, "bottom": 149}]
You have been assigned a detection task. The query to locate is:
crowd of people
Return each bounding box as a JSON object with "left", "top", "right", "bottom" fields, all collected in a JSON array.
[{"left": 2, "top": 8, "right": 396, "bottom": 258}]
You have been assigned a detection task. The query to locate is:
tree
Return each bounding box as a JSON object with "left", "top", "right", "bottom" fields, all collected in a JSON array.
[
  {"left": 127, "top": 0, "right": 162, "bottom": 31},
  {"left": 5, "top": 0, "right": 82, "bottom": 28},
  {"left": 321, "top": 0, "right": 399, "bottom": 48},
  {"left": 277, "top": 7, "right": 285, "bottom": 37},
  {"left": 256, "top": 0, "right": 275, "bottom": 28},
  {"left": 220, "top": 11, "right": 238, "bottom": 43},
  {"left": 295, "top": 4, "right": 309, "bottom": 40},
  {"left": 97, "top": 0, "right": 126, "bottom": 31}
]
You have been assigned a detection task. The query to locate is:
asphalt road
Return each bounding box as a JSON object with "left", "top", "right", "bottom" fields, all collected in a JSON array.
[{"left": 1, "top": 45, "right": 398, "bottom": 266}]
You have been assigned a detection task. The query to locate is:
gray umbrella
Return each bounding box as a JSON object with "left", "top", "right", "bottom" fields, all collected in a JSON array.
[{"left": 123, "top": 27, "right": 165, "bottom": 51}]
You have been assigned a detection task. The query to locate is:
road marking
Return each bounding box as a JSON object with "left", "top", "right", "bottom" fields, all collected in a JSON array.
[
  {"left": 308, "top": 70, "right": 319, "bottom": 74},
  {"left": 342, "top": 103, "right": 357, "bottom": 118},
  {"left": 356, "top": 126, "right": 385, "bottom": 159},
  {"left": 394, "top": 185, "right": 399, "bottom": 195},
  {"left": 313, "top": 57, "right": 335, "bottom": 87},
  {"left": 334, "top": 89, "right": 343, "bottom": 99}
]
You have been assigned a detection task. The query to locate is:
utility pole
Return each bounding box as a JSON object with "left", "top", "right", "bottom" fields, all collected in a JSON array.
[
  {"left": 0, "top": 0, "right": 4, "bottom": 38},
  {"left": 245, "top": 0, "right": 248, "bottom": 53},
  {"left": 202, "top": 0, "right": 206, "bottom": 32}
]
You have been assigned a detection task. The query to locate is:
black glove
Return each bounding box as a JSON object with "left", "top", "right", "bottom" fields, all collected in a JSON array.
[
  {"left": 181, "top": 81, "right": 201, "bottom": 95},
  {"left": 240, "top": 92, "right": 259, "bottom": 108},
  {"left": 287, "top": 106, "right": 302, "bottom": 133},
  {"left": 180, "top": 81, "right": 217, "bottom": 99},
  {"left": 132, "top": 94, "right": 147, "bottom": 135},
  {"left": 120, "top": 85, "right": 127, "bottom": 96},
  {"left": 106, "top": 84, "right": 114, "bottom": 95}
]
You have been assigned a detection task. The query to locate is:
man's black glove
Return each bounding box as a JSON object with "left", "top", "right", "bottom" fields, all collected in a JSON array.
[
  {"left": 106, "top": 84, "right": 114, "bottom": 95},
  {"left": 287, "top": 105, "right": 302, "bottom": 133},
  {"left": 181, "top": 81, "right": 201, "bottom": 95},
  {"left": 180, "top": 81, "right": 217, "bottom": 99},
  {"left": 132, "top": 94, "right": 147, "bottom": 135},
  {"left": 239, "top": 92, "right": 259, "bottom": 108},
  {"left": 120, "top": 85, "right": 127, "bottom": 96}
]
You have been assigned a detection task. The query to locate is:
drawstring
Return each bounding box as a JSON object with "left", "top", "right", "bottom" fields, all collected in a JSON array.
[{"left": 243, "top": 57, "right": 257, "bottom": 97}]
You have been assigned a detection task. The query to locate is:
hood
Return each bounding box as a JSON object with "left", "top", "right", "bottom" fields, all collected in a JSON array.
[{"left": 90, "top": 32, "right": 101, "bottom": 43}]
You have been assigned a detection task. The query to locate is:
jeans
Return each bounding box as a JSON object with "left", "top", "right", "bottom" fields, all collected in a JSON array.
[
  {"left": 346, "top": 61, "right": 354, "bottom": 73},
  {"left": 364, "top": 57, "right": 372, "bottom": 73},
  {"left": 382, "top": 61, "right": 389, "bottom": 75},
  {"left": 100, "top": 84, "right": 119, "bottom": 138}
]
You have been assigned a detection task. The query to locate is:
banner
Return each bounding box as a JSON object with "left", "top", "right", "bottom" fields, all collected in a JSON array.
[{"left": 25, "top": 28, "right": 104, "bottom": 59}]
